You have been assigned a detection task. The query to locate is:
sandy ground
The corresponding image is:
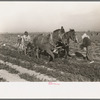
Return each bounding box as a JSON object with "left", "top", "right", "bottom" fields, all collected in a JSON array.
[
  {"left": 0, "top": 60, "right": 58, "bottom": 82},
  {"left": 0, "top": 70, "right": 27, "bottom": 82}
]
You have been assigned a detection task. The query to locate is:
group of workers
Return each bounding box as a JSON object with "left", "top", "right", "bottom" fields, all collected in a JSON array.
[{"left": 17, "top": 27, "right": 94, "bottom": 64}]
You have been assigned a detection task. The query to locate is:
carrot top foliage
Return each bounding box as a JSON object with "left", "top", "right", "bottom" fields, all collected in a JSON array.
[{"left": 0, "top": 33, "right": 100, "bottom": 81}]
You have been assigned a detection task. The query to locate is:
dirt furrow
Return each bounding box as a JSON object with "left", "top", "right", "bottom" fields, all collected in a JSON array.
[
  {"left": 0, "top": 53, "right": 90, "bottom": 81},
  {"left": 0, "top": 69, "right": 27, "bottom": 82},
  {"left": 0, "top": 53, "right": 53, "bottom": 71},
  {"left": 0, "top": 60, "right": 58, "bottom": 82}
]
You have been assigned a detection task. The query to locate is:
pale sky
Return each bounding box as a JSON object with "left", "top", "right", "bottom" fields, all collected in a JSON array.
[{"left": 0, "top": 1, "right": 100, "bottom": 33}]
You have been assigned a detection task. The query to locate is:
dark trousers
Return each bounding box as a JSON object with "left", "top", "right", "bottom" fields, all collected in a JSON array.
[{"left": 86, "top": 46, "right": 93, "bottom": 61}]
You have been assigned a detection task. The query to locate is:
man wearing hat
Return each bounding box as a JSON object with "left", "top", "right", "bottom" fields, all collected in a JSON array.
[{"left": 80, "top": 33, "right": 94, "bottom": 64}]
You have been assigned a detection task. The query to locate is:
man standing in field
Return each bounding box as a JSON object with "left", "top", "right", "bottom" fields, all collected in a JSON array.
[
  {"left": 21, "top": 31, "right": 31, "bottom": 55},
  {"left": 59, "top": 26, "right": 65, "bottom": 40},
  {"left": 80, "top": 33, "right": 94, "bottom": 64},
  {"left": 61, "top": 26, "right": 65, "bottom": 34},
  {"left": 17, "top": 35, "right": 23, "bottom": 53}
]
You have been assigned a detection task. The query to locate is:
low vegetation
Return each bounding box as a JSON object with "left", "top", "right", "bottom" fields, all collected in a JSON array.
[{"left": 0, "top": 32, "right": 100, "bottom": 81}]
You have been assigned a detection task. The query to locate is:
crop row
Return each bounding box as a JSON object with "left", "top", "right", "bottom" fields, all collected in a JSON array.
[
  {"left": 1, "top": 46, "right": 100, "bottom": 81},
  {"left": 0, "top": 53, "right": 90, "bottom": 81}
]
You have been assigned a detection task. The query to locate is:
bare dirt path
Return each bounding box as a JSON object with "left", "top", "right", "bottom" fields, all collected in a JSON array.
[{"left": 0, "top": 69, "right": 27, "bottom": 82}]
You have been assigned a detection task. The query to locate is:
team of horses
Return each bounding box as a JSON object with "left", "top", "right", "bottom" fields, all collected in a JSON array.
[{"left": 18, "top": 29, "right": 78, "bottom": 62}]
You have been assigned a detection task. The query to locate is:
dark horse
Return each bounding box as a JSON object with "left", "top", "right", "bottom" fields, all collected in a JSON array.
[{"left": 52, "top": 29, "right": 78, "bottom": 58}]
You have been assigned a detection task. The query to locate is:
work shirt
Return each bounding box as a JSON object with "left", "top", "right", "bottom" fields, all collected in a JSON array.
[
  {"left": 82, "top": 37, "right": 91, "bottom": 47},
  {"left": 81, "top": 33, "right": 91, "bottom": 47},
  {"left": 21, "top": 35, "right": 31, "bottom": 47},
  {"left": 22, "top": 35, "right": 31, "bottom": 42}
]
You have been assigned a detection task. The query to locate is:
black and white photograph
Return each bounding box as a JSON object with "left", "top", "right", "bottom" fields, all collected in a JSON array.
[{"left": 0, "top": 1, "right": 100, "bottom": 83}]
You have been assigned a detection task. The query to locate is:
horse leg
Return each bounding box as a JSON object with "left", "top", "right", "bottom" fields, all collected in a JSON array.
[
  {"left": 36, "top": 48, "right": 39, "bottom": 58},
  {"left": 26, "top": 48, "right": 28, "bottom": 55},
  {"left": 36, "top": 47, "right": 41, "bottom": 59},
  {"left": 64, "top": 46, "right": 69, "bottom": 59},
  {"left": 66, "top": 46, "right": 71, "bottom": 57},
  {"left": 46, "top": 49, "right": 54, "bottom": 61},
  {"left": 64, "top": 48, "right": 67, "bottom": 59}
]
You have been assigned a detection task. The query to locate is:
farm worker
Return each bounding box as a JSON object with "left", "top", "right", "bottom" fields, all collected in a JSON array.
[
  {"left": 61, "top": 26, "right": 65, "bottom": 34},
  {"left": 21, "top": 31, "right": 31, "bottom": 55},
  {"left": 59, "top": 26, "right": 65, "bottom": 40},
  {"left": 80, "top": 33, "right": 94, "bottom": 64},
  {"left": 17, "top": 35, "right": 22, "bottom": 49},
  {"left": 22, "top": 31, "right": 31, "bottom": 44},
  {"left": 17, "top": 35, "right": 25, "bottom": 53},
  {"left": 17, "top": 35, "right": 22, "bottom": 47}
]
